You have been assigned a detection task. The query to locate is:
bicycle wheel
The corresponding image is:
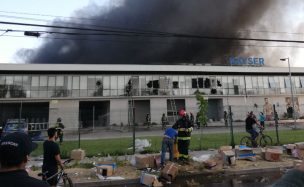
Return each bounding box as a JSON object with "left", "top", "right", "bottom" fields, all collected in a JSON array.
[
  {"left": 63, "top": 177, "right": 73, "bottom": 187},
  {"left": 240, "top": 136, "right": 252, "bottom": 147},
  {"left": 260, "top": 135, "right": 272, "bottom": 147}
]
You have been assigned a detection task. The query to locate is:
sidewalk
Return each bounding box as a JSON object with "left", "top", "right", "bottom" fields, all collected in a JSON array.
[{"left": 62, "top": 120, "right": 304, "bottom": 141}]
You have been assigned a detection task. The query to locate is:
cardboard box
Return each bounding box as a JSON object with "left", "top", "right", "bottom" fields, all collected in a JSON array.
[
  {"left": 140, "top": 173, "right": 157, "bottom": 186},
  {"left": 265, "top": 148, "right": 283, "bottom": 162},
  {"left": 295, "top": 142, "right": 304, "bottom": 149},
  {"left": 135, "top": 155, "right": 151, "bottom": 169},
  {"left": 161, "top": 162, "right": 179, "bottom": 181},
  {"left": 218, "top": 146, "right": 233, "bottom": 159},
  {"left": 222, "top": 150, "right": 236, "bottom": 166},
  {"left": 293, "top": 149, "right": 304, "bottom": 159},
  {"left": 286, "top": 144, "right": 296, "bottom": 155},
  {"left": 95, "top": 161, "right": 117, "bottom": 172},
  {"left": 219, "top": 146, "right": 232, "bottom": 153},
  {"left": 203, "top": 159, "right": 217, "bottom": 169},
  {"left": 153, "top": 178, "right": 163, "bottom": 187},
  {"left": 96, "top": 165, "right": 113, "bottom": 177},
  {"left": 235, "top": 145, "right": 255, "bottom": 159},
  {"left": 135, "top": 154, "right": 161, "bottom": 169},
  {"left": 70, "top": 149, "right": 85, "bottom": 161}
]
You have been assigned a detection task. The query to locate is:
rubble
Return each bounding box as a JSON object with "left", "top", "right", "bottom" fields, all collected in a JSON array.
[{"left": 27, "top": 144, "right": 303, "bottom": 186}]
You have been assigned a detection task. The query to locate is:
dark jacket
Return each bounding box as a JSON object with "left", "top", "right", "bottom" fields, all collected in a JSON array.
[{"left": 172, "top": 117, "right": 193, "bottom": 140}]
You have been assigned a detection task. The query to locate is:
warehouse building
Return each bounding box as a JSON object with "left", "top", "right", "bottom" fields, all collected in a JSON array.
[{"left": 0, "top": 63, "right": 303, "bottom": 129}]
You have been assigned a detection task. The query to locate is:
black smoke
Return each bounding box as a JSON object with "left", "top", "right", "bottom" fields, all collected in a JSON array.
[{"left": 18, "top": 0, "right": 274, "bottom": 65}]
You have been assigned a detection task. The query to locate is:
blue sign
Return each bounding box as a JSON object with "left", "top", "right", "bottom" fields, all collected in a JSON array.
[{"left": 229, "top": 57, "right": 265, "bottom": 66}]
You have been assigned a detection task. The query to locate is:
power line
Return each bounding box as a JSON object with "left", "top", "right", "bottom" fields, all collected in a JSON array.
[
  {"left": 2, "top": 33, "right": 304, "bottom": 49},
  {"left": 0, "top": 14, "right": 172, "bottom": 35},
  {"left": 3, "top": 20, "right": 304, "bottom": 44}
]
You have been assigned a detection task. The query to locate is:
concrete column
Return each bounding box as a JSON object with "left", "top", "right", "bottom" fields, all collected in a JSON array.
[
  {"left": 49, "top": 99, "right": 79, "bottom": 130},
  {"left": 185, "top": 97, "right": 198, "bottom": 115},
  {"left": 110, "top": 99, "right": 128, "bottom": 126},
  {"left": 150, "top": 98, "right": 167, "bottom": 124}
]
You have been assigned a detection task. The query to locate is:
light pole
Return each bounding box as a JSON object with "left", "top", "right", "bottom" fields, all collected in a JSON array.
[{"left": 280, "top": 58, "right": 297, "bottom": 129}]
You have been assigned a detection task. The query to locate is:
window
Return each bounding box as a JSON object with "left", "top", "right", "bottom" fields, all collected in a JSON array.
[
  {"left": 173, "top": 81, "right": 179, "bottom": 88},
  {"left": 300, "top": 77, "right": 304, "bottom": 88},
  {"left": 72, "top": 76, "right": 80, "bottom": 89},
  {"left": 285, "top": 77, "right": 291, "bottom": 88},
  {"left": 192, "top": 78, "right": 198, "bottom": 88},
  {"left": 56, "top": 76, "right": 64, "bottom": 87},
  {"left": 198, "top": 78, "right": 204, "bottom": 88},
  {"left": 269, "top": 77, "right": 276, "bottom": 88}
]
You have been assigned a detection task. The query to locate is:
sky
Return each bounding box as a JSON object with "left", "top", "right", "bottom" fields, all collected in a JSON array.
[
  {"left": 0, "top": 0, "right": 116, "bottom": 63},
  {"left": 1, "top": 0, "right": 304, "bottom": 67}
]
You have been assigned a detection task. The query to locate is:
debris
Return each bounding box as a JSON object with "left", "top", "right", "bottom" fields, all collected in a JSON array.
[
  {"left": 161, "top": 162, "right": 179, "bottom": 182},
  {"left": 235, "top": 145, "right": 256, "bottom": 160},
  {"left": 95, "top": 161, "right": 117, "bottom": 172},
  {"left": 135, "top": 154, "right": 161, "bottom": 169},
  {"left": 295, "top": 142, "right": 304, "bottom": 149},
  {"left": 264, "top": 148, "right": 283, "bottom": 162},
  {"left": 97, "top": 174, "right": 125, "bottom": 180},
  {"left": 218, "top": 146, "right": 233, "bottom": 155},
  {"left": 203, "top": 159, "right": 217, "bottom": 169},
  {"left": 129, "top": 139, "right": 151, "bottom": 152},
  {"left": 285, "top": 144, "right": 296, "bottom": 155},
  {"left": 70, "top": 149, "right": 86, "bottom": 161},
  {"left": 140, "top": 172, "right": 158, "bottom": 186},
  {"left": 192, "top": 154, "right": 212, "bottom": 163},
  {"left": 222, "top": 150, "right": 236, "bottom": 166},
  {"left": 96, "top": 165, "right": 113, "bottom": 177}
]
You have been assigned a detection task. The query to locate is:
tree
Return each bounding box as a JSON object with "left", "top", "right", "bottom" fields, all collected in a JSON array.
[{"left": 196, "top": 93, "right": 208, "bottom": 126}]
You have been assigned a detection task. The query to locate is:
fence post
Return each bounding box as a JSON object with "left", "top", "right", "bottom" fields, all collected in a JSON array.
[
  {"left": 229, "top": 106, "right": 235, "bottom": 148},
  {"left": 273, "top": 104, "right": 280, "bottom": 145}
]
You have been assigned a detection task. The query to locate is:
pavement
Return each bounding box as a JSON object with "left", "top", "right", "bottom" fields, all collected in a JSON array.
[{"left": 63, "top": 120, "right": 304, "bottom": 141}]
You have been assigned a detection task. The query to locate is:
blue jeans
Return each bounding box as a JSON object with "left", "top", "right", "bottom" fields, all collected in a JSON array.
[
  {"left": 247, "top": 129, "right": 258, "bottom": 141},
  {"left": 161, "top": 137, "right": 174, "bottom": 165}
]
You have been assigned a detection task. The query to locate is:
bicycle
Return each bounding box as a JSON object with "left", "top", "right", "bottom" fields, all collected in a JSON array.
[
  {"left": 38, "top": 159, "right": 74, "bottom": 187},
  {"left": 240, "top": 127, "right": 272, "bottom": 147}
]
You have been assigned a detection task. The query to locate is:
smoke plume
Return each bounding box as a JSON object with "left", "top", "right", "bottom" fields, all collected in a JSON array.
[{"left": 18, "top": 0, "right": 275, "bottom": 65}]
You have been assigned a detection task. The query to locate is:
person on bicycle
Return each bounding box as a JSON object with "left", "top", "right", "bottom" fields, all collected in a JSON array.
[
  {"left": 245, "top": 111, "right": 262, "bottom": 147},
  {"left": 0, "top": 132, "right": 49, "bottom": 187},
  {"left": 42, "top": 128, "right": 64, "bottom": 187}
]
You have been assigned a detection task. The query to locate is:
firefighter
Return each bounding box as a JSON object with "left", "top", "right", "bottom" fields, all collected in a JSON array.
[
  {"left": 172, "top": 109, "right": 193, "bottom": 163},
  {"left": 55, "top": 117, "right": 65, "bottom": 145}
]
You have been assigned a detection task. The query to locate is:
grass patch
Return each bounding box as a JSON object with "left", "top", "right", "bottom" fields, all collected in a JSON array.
[{"left": 32, "top": 129, "right": 304, "bottom": 158}]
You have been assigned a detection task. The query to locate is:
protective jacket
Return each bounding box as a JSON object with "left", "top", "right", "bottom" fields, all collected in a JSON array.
[{"left": 173, "top": 117, "right": 193, "bottom": 140}]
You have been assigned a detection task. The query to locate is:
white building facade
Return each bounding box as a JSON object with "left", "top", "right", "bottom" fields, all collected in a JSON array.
[{"left": 0, "top": 63, "right": 303, "bottom": 129}]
